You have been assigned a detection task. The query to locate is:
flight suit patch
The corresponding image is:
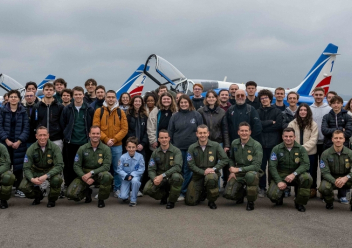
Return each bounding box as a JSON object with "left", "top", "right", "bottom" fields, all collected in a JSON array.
[
  {"left": 295, "top": 158, "right": 300, "bottom": 163},
  {"left": 84, "top": 152, "right": 89, "bottom": 156},
  {"left": 247, "top": 155, "right": 253, "bottom": 161},
  {"left": 346, "top": 159, "right": 350, "bottom": 168},
  {"left": 209, "top": 156, "right": 214, "bottom": 162},
  {"left": 98, "top": 158, "right": 103, "bottom": 164},
  {"left": 75, "top": 154, "right": 79, "bottom": 162},
  {"left": 320, "top": 160, "right": 325, "bottom": 168},
  {"left": 248, "top": 150, "right": 251, "bottom": 153},
  {"left": 24, "top": 155, "right": 28, "bottom": 163},
  {"left": 99, "top": 154, "right": 102, "bottom": 157},
  {"left": 124, "top": 163, "right": 129, "bottom": 167},
  {"left": 47, "top": 159, "right": 53, "bottom": 164},
  {"left": 187, "top": 153, "right": 193, "bottom": 161},
  {"left": 270, "top": 152, "right": 277, "bottom": 161},
  {"left": 149, "top": 158, "right": 155, "bottom": 166}
]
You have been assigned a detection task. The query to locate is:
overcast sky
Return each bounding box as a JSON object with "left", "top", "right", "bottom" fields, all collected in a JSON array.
[{"left": 1, "top": 1, "right": 351, "bottom": 99}]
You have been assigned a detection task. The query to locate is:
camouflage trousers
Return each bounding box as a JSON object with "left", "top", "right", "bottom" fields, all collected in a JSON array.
[
  {"left": 143, "top": 173, "right": 183, "bottom": 203},
  {"left": 0, "top": 171, "right": 16, "bottom": 201},
  {"left": 66, "top": 171, "right": 113, "bottom": 201},
  {"left": 319, "top": 179, "right": 352, "bottom": 204},
  {"left": 185, "top": 173, "right": 219, "bottom": 206},
  {"left": 267, "top": 172, "right": 312, "bottom": 205},
  {"left": 19, "top": 171, "right": 63, "bottom": 202},
  {"left": 223, "top": 171, "right": 260, "bottom": 202}
]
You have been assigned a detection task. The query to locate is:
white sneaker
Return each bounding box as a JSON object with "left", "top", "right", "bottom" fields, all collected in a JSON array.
[
  {"left": 177, "top": 195, "right": 185, "bottom": 202},
  {"left": 114, "top": 190, "right": 120, "bottom": 198},
  {"left": 137, "top": 191, "right": 143, "bottom": 197},
  {"left": 15, "top": 190, "right": 26, "bottom": 198},
  {"left": 94, "top": 194, "right": 98, "bottom": 199}
]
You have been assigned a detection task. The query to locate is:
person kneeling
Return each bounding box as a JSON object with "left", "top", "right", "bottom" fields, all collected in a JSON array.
[
  {"left": 117, "top": 137, "right": 145, "bottom": 207},
  {"left": 143, "top": 130, "right": 183, "bottom": 209},
  {"left": 185, "top": 124, "right": 229, "bottom": 209},
  {"left": 223, "top": 122, "right": 263, "bottom": 211},
  {"left": 0, "top": 143, "right": 16, "bottom": 209},
  {"left": 19, "top": 126, "right": 64, "bottom": 208},
  {"left": 66, "top": 126, "right": 113, "bottom": 208}
]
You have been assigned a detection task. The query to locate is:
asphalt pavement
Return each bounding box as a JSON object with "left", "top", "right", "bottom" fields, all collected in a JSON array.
[{"left": 0, "top": 188, "right": 351, "bottom": 248}]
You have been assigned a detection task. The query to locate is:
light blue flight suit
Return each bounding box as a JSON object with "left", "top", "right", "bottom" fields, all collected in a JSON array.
[{"left": 116, "top": 152, "right": 145, "bottom": 203}]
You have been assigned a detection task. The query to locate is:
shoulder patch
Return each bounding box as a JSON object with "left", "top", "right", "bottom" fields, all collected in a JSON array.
[
  {"left": 149, "top": 158, "right": 155, "bottom": 167},
  {"left": 270, "top": 152, "right": 277, "bottom": 161},
  {"left": 135, "top": 164, "right": 139, "bottom": 170},
  {"left": 187, "top": 152, "right": 193, "bottom": 162},
  {"left": 24, "top": 154, "right": 28, "bottom": 163},
  {"left": 74, "top": 154, "right": 79, "bottom": 162},
  {"left": 319, "top": 160, "right": 326, "bottom": 169}
]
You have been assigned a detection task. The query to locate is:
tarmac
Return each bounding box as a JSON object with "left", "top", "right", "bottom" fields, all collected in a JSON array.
[{"left": 0, "top": 188, "right": 351, "bottom": 248}]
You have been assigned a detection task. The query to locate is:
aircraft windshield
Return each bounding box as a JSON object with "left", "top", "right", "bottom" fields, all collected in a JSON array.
[{"left": 155, "top": 56, "right": 187, "bottom": 85}]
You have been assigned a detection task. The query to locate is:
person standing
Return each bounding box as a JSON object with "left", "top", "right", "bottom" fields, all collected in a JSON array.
[
  {"left": 83, "top": 78, "right": 97, "bottom": 104},
  {"left": 61, "top": 88, "right": 72, "bottom": 107},
  {"left": 143, "top": 91, "right": 158, "bottom": 115},
  {"left": 282, "top": 91, "right": 299, "bottom": 129},
  {"left": 19, "top": 126, "right": 64, "bottom": 207},
  {"left": 53, "top": 78, "right": 67, "bottom": 104},
  {"left": 326, "top": 91, "right": 337, "bottom": 105},
  {"left": 191, "top": 83, "right": 205, "bottom": 110},
  {"left": 267, "top": 128, "right": 312, "bottom": 212},
  {"left": 0, "top": 143, "right": 16, "bottom": 209},
  {"left": 168, "top": 95, "right": 203, "bottom": 201},
  {"left": 185, "top": 125, "right": 228, "bottom": 209},
  {"left": 60, "top": 86, "right": 94, "bottom": 188},
  {"left": 118, "top": 93, "right": 131, "bottom": 113},
  {"left": 93, "top": 90, "right": 128, "bottom": 197},
  {"left": 66, "top": 126, "right": 113, "bottom": 208},
  {"left": 21, "top": 82, "right": 40, "bottom": 106},
  {"left": 90, "top": 85, "right": 106, "bottom": 110},
  {"left": 223, "top": 122, "right": 263, "bottom": 210},
  {"left": 23, "top": 90, "right": 37, "bottom": 146},
  {"left": 274, "top": 87, "right": 287, "bottom": 111},
  {"left": 218, "top": 89, "right": 232, "bottom": 112},
  {"left": 257, "top": 89, "right": 283, "bottom": 197},
  {"left": 31, "top": 83, "right": 64, "bottom": 150},
  {"left": 0, "top": 90, "right": 29, "bottom": 198},
  {"left": 288, "top": 104, "right": 318, "bottom": 198},
  {"left": 245, "top": 81, "right": 260, "bottom": 110},
  {"left": 229, "top": 84, "right": 239, "bottom": 105}
]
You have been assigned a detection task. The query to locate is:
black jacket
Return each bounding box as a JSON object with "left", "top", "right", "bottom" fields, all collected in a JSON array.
[
  {"left": 60, "top": 101, "right": 94, "bottom": 143},
  {"left": 83, "top": 92, "right": 96, "bottom": 105},
  {"left": 322, "top": 109, "right": 352, "bottom": 148},
  {"left": 229, "top": 98, "right": 236, "bottom": 105},
  {"left": 246, "top": 96, "right": 261, "bottom": 110},
  {"left": 222, "top": 103, "right": 262, "bottom": 148},
  {"left": 198, "top": 105, "right": 225, "bottom": 143},
  {"left": 257, "top": 105, "right": 283, "bottom": 149},
  {"left": 192, "top": 97, "right": 204, "bottom": 110},
  {"left": 282, "top": 107, "right": 296, "bottom": 129},
  {"left": 90, "top": 98, "right": 105, "bottom": 110},
  {"left": 126, "top": 111, "right": 149, "bottom": 148},
  {"left": 31, "top": 99, "right": 64, "bottom": 141}
]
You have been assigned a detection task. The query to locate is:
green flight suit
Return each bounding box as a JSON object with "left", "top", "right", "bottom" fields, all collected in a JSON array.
[
  {"left": 143, "top": 144, "right": 183, "bottom": 203},
  {"left": 267, "top": 141, "right": 312, "bottom": 205},
  {"left": 67, "top": 141, "right": 112, "bottom": 201},
  {"left": 224, "top": 137, "right": 263, "bottom": 202},
  {"left": 0, "top": 144, "right": 15, "bottom": 201},
  {"left": 19, "top": 140, "right": 64, "bottom": 202},
  {"left": 318, "top": 146, "right": 352, "bottom": 204},
  {"left": 185, "top": 140, "right": 229, "bottom": 205}
]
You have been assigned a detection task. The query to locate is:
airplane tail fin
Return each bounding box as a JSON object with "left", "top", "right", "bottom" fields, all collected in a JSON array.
[
  {"left": 295, "top": 43, "right": 338, "bottom": 96},
  {"left": 116, "top": 65, "right": 148, "bottom": 100},
  {"left": 37, "top": 74, "right": 56, "bottom": 89}
]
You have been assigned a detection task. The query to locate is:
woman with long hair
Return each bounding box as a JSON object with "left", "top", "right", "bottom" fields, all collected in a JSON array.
[
  {"left": 0, "top": 90, "right": 29, "bottom": 198},
  {"left": 288, "top": 103, "right": 318, "bottom": 198},
  {"left": 168, "top": 94, "right": 203, "bottom": 201},
  {"left": 118, "top": 93, "right": 131, "bottom": 113},
  {"left": 147, "top": 92, "right": 177, "bottom": 151}
]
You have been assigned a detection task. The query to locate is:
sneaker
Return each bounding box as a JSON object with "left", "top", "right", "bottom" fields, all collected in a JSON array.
[
  {"left": 15, "top": 190, "right": 26, "bottom": 198},
  {"left": 129, "top": 202, "right": 137, "bottom": 207},
  {"left": 137, "top": 191, "right": 143, "bottom": 197},
  {"left": 113, "top": 190, "right": 120, "bottom": 198},
  {"left": 339, "top": 197, "right": 349, "bottom": 205},
  {"left": 177, "top": 195, "right": 185, "bottom": 202},
  {"left": 258, "top": 188, "right": 266, "bottom": 198},
  {"left": 94, "top": 194, "right": 98, "bottom": 199}
]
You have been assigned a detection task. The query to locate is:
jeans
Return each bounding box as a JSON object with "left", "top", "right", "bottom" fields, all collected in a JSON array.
[
  {"left": 260, "top": 148, "right": 272, "bottom": 190},
  {"left": 111, "top": 145, "right": 122, "bottom": 191},
  {"left": 180, "top": 150, "right": 193, "bottom": 196}
]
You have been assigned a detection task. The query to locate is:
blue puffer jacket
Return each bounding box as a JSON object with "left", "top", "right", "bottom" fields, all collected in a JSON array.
[{"left": 0, "top": 103, "right": 30, "bottom": 171}]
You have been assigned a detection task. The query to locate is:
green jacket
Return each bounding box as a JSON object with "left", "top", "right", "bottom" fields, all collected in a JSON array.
[
  {"left": 148, "top": 144, "right": 182, "bottom": 180},
  {"left": 187, "top": 140, "right": 229, "bottom": 176},
  {"left": 269, "top": 141, "right": 309, "bottom": 184},
  {"left": 23, "top": 140, "right": 64, "bottom": 180},
  {"left": 229, "top": 137, "right": 262, "bottom": 173},
  {"left": 320, "top": 146, "right": 352, "bottom": 184},
  {"left": 74, "top": 141, "right": 112, "bottom": 178},
  {"left": 0, "top": 143, "right": 11, "bottom": 175}
]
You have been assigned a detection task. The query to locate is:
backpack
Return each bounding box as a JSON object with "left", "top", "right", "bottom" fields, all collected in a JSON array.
[{"left": 99, "top": 107, "right": 121, "bottom": 121}]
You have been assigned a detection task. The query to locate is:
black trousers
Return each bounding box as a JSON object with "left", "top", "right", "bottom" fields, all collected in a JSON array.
[
  {"left": 63, "top": 143, "right": 82, "bottom": 187},
  {"left": 312, "top": 144, "right": 324, "bottom": 189},
  {"left": 7, "top": 146, "right": 23, "bottom": 189}
]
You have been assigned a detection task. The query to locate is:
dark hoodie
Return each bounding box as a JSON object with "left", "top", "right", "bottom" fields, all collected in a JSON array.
[{"left": 192, "top": 97, "right": 204, "bottom": 110}]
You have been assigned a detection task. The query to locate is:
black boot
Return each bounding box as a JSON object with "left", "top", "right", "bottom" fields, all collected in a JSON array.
[
  {"left": 208, "top": 201, "right": 217, "bottom": 209},
  {"left": 0, "top": 200, "right": 8, "bottom": 209},
  {"left": 85, "top": 188, "right": 93, "bottom": 203},
  {"left": 32, "top": 190, "right": 44, "bottom": 205},
  {"left": 246, "top": 201, "right": 254, "bottom": 211},
  {"left": 166, "top": 202, "right": 175, "bottom": 209},
  {"left": 236, "top": 198, "right": 244, "bottom": 204},
  {"left": 276, "top": 196, "right": 284, "bottom": 206},
  {"left": 295, "top": 203, "right": 306, "bottom": 212},
  {"left": 160, "top": 196, "right": 168, "bottom": 205},
  {"left": 47, "top": 201, "right": 56, "bottom": 208},
  {"left": 98, "top": 200, "right": 105, "bottom": 208},
  {"left": 326, "top": 203, "right": 334, "bottom": 210}
]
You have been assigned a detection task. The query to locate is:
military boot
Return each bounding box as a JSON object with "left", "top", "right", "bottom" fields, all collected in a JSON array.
[
  {"left": 32, "top": 191, "right": 44, "bottom": 205},
  {"left": 85, "top": 188, "right": 93, "bottom": 203},
  {"left": 295, "top": 203, "right": 306, "bottom": 212},
  {"left": 246, "top": 201, "right": 254, "bottom": 211},
  {"left": 47, "top": 201, "right": 56, "bottom": 208},
  {"left": 166, "top": 202, "right": 175, "bottom": 209},
  {"left": 0, "top": 200, "right": 8, "bottom": 209},
  {"left": 208, "top": 201, "right": 217, "bottom": 209},
  {"left": 326, "top": 203, "right": 334, "bottom": 210},
  {"left": 98, "top": 200, "right": 105, "bottom": 208},
  {"left": 276, "top": 194, "right": 284, "bottom": 206}
]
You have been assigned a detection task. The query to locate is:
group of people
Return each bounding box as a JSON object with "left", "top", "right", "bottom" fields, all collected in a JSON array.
[{"left": 1, "top": 79, "right": 352, "bottom": 213}]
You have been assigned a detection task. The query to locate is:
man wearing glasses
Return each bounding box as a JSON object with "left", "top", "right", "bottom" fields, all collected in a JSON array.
[
  {"left": 23, "top": 90, "right": 38, "bottom": 147},
  {"left": 83, "top": 79, "right": 97, "bottom": 104},
  {"left": 191, "top": 84, "right": 204, "bottom": 110},
  {"left": 223, "top": 89, "right": 262, "bottom": 152},
  {"left": 22, "top": 82, "right": 40, "bottom": 106}
]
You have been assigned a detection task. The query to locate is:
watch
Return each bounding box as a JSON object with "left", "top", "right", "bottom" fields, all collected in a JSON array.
[
  {"left": 212, "top": 167, "right": 217, "bottom": 171},
  {"left": 162, "top": 173, "right": 166, "bottom": 178},
  {"left": 46, "top": 173, "right": 51, "bottom": 179},
  {"left": 293, "top": 172, "right": 298, "bottom": 176},
  {"left": 90, "top": 170, "right": 95, "bottom": 176}
]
